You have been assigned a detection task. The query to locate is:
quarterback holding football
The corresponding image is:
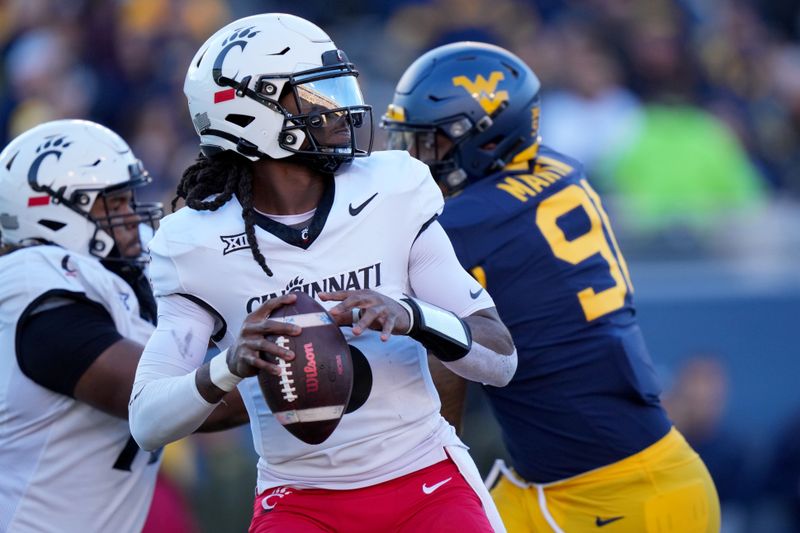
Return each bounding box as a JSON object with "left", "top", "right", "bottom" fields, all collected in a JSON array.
[{"left": 128, "top": 13, "right": 517, "bottom": 532}]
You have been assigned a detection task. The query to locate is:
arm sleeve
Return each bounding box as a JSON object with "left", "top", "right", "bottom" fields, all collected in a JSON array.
[
  {"left": 17, "top": 300, "right": 122, "bottom": 397},
  {"left": 408, "top": 221, "right": 495, "bottom": 318},
  {"left": 128, "top": 293, "right": 219, "bottom": 451}
]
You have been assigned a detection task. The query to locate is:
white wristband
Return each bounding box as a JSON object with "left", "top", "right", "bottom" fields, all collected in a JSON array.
[{"left": 208, "top": 350, "right": 242, "bottom": 392}]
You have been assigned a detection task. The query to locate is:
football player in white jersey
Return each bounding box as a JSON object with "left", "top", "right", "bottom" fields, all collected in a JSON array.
[
  {"left": 128, "top": 13, "right": 518, "bottom": 533},
  {"left": 0, "top": 120, "right": 247, "bottom": 533}
]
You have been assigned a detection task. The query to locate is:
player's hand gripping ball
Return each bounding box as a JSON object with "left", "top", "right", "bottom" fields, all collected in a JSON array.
[{"left": 259, "top": 292, "right": 354, "bottom": 445}]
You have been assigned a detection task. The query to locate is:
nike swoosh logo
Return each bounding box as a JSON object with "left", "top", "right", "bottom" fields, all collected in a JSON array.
[
  {"left": 349, "top": 192, "right": 378, "bottom": 216},
  {"left": 469, "top": 288, "right": 484, "bottom": 299},
  {"left": 422, "top": 477, "right": 452, "bottom": 495},
  {"left": 595, "top": 516, "right": 624, "bottom": 527}
]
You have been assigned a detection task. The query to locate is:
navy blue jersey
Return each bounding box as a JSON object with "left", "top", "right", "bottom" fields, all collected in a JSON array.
[{"left": 439, "top": 145, "right": 671, "bottom": 483}]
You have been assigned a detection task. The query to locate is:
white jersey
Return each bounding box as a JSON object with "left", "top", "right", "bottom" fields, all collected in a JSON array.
[
  {"left": 0, "top": 246, "right": 159, "bottom": 533},
  {"left": 148, "top": 151, "right": 479, "bottom": 492}
]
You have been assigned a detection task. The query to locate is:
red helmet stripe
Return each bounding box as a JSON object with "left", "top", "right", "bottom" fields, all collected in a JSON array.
[
  {"left": 27, "top": 195, "right": 50, "bottom": 207},
  {"left": 213, "top": 88, "right": 236, "bottom": 103}
]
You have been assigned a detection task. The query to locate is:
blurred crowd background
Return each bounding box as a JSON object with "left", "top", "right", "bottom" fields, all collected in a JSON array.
[{"left": 1, "top": 0, "right": 799, "bottom": 532}]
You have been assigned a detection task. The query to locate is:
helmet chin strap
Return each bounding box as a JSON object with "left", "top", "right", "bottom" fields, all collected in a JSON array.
[
  {"left": 289, "top": 152, "right": 342, "bottom": 174},
  {"left": 488, "top": 136, "right": 528, "bottom": 173},
  {"left": 100, "top": 246, "right": 156, "bottom": 324}
]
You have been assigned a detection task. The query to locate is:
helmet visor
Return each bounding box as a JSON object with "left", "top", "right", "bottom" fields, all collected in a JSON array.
[
  {"left": 281, "top": 73, "right": 373, "bottom": 162},
  {"left": 293, "top": 74, "right": 365, "bottom": 112}
]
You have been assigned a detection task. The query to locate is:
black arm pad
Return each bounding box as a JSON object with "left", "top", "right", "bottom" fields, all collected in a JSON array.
[
  {"left": 401, "top": 296, "right": 472, "bottom": 362},
  {"left": 17, "top": 300, "right": 122, "bottom": 397}
]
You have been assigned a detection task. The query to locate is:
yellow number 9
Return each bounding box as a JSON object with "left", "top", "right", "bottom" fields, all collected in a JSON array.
[{"left": 536, "top": 181, "right": 632, "bottom": 321}]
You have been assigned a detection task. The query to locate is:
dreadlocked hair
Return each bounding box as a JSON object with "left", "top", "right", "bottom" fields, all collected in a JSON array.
[
  {"left": 174, "top": 151, "right": 273, "bottom": 277},
  {"left": 0, "top": 241, "right": 31, "bottom": 257}
]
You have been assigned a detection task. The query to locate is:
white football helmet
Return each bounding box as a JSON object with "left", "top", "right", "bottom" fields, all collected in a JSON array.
[
  {"left": 184, "top": 13, "right": 373, "bottom": 171},
  {"left": 0, "top": 119, "right": 162, "bottom": 263}
]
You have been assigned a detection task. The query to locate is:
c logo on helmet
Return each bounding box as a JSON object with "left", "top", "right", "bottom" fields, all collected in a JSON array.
[
  {"left": 27, "top": 136, "right": 72, "bottom": 193},
  {"left": 212, "top": 26, "right": 260, "bottom": 87},
  {"left": 451, "top": 71, "right": 509, "bottom": 115}
]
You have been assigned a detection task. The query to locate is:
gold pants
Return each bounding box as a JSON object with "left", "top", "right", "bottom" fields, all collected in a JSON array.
[{"left": 489, "top": 428, "right": 720, "bottom": 532}]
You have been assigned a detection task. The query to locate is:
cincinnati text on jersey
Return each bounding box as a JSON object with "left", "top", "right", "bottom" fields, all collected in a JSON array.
[{"left": 246, "top": 262, "right": 382, "bottom": 312}]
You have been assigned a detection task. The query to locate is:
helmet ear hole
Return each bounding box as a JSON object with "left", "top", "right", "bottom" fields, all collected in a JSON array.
[
  {"left": 225, "top": 114, "right": 256, "bottom": 128},
  {"left": 38, "top": 219, "right": 66, "bottom": 231}
]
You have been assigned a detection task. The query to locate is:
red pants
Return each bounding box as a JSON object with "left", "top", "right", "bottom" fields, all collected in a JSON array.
[{"left": 250, "top": 458, "right": 494, "bottom": 532}]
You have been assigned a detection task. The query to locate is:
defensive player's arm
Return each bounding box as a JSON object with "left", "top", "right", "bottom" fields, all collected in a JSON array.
[
  {"left": 409, "top": 221, "right": 516, "bottom": 386},
  {"left": 427, "top": 304, "right": 508, "bottom": 431},
  {"left": 427, "top": 352, "right": 467, "bottom": 433},
  {"left": 196, "top": 386, "right": 249, "bottom": 432},
  {"left": 427, "top": 305, "right": 506, "bottom": 431},
  {"left": 75, "top": 337, "right": 248, "bottom": 429}
]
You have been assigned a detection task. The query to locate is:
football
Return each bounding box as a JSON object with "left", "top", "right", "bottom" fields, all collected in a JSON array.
[{"left": 259, "top": 292, "right": 353, "bottom": 445}]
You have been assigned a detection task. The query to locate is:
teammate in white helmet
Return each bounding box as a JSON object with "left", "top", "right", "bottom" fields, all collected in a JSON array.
[
  {"left": 128, "top": 13, "right": 517, "bottom": 533},
  {"left": 0, "top": 119, "right": 246, "bottom": 533}
]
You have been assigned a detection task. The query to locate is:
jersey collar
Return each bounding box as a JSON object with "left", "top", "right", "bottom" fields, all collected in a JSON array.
[{"left": 250, "top": 177, "right": 335, "bottom": 250}]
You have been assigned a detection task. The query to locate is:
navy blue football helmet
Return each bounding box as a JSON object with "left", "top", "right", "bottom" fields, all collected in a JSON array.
[{"left": 382, "top": 42, "right": 541, "bottom": 195}]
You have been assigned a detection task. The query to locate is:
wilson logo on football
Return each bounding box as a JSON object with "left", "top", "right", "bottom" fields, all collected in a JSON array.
[
  {"left": 304, "top": 343, "right": 319, "bottom": 394},
  {"left": 259, "top": 293, "right": 353, "bottom": 445}
]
